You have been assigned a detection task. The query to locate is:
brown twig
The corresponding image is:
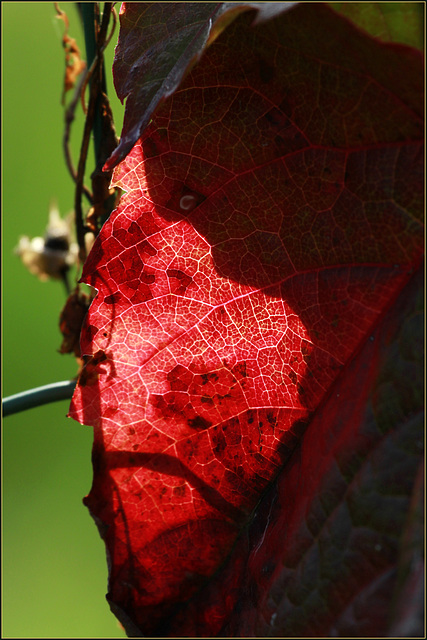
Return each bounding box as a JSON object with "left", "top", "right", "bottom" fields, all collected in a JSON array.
[
  {"left": 101, "top": 3, "right": 117, "bottom": 50},
  {"left": 54, "top": 2, "right": 86, "bottom": 105},
  {"left": 63, "top": 70, "right": 93, "bottom": 204},
  {"left": 74, "top": 3, "right": 117, "bottom": 263},
  {"left": 74, "top": 72, "right": 99, "bottom": 263}
]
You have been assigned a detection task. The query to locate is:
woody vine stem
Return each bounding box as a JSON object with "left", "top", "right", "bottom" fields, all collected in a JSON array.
[{"left": 3, "top": 2, "right": 118, "bottom": 418}]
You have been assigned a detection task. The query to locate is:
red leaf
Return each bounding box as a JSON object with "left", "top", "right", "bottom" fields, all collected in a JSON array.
[
  {"left": 104, "top": 2, "right": 295, "bottom": 171},
  {"left": 220, "top": 267, "right": 424, "bottom": 636},
  {"left": 69, "top": 3, "right": 423, "bottom": 636}
]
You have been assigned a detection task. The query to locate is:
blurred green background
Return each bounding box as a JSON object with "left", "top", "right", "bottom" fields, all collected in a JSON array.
[{"left": 3, "top": 3, "right": 125, "bottom": 637}]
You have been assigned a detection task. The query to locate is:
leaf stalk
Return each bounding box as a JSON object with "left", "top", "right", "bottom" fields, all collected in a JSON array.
[{"left": 2, "top": 381, "right": 77, "bottom": 418}]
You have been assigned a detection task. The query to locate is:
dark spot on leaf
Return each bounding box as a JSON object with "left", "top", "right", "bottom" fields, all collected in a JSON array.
[
  {"left": 232, "top": 362, "right": 247, "bottom": 380},
  {"left": 140, "top": 271, "right": 156, "bottom": 285},
  {"left": 289, "top": 370, "right": 297, "bottom": 384},
  {"left": 236, "top": 465, "right": 245, "bottom": 478},
  {"left": 104, "top": 406, "right": 119, "bottom": 419},
  {"left": 173, "top": 485, "right": 186, "bottom": 497},
  {"left": 213, "top": 431, "right": 227, "bottom": 455},
  {"left": 187, "top": 415, "right": 212, "bottom": 430},
  {"left": 131, "top": 284, "right": 153, "bottom": 303},
  {"left": 166, "top": 268, "right": 194, "bottom": 295},
  {"left": 266, "top": 412, "right": 277, "bottom": 426},
  {"left": 200, "top": 372, "right": 219, "bottom": 385},
  {"left": 143, "top": 137, "right": 159, "bottom": 158},
  {"left": 126, "top": 279, "right": 141, "bottom": 291},
  {"left": 264, "top": 106, "right": 288, "bottom": 130},
  {"left": 258, "top": 59, "right": 275, "bottom": 84},
  {"left": 150, "top": 392, "right": 185, "bottom": 419},
  {"left": 138, "top": 239, "right": 157, "bottom": 257},
  {"left": 114, "top": 228, "right": 128, "bottom": 245},
  {"left": 128, "top": 221, "right": 141, "bottom": 236},
  {"left": 104, "top": 292, "right": 121, "bottom": 305}
]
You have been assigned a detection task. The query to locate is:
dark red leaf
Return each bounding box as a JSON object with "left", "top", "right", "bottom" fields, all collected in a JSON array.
[
  {"left": 59, "top": 290, "right": 91, "bottom": 358},
  {"left": 220, "top": 267, "right": 424, "bottom": 636},
  {"left": 104, "top": 2, "right": 295, "bottom": 171},
  {"left": 69, "top": 3, "right": 423, "bottom": 636}
]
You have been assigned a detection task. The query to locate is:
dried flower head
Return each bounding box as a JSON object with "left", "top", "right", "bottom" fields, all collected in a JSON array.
[{"left": 15, "top": 203, "right": 78, "bottom": 281}]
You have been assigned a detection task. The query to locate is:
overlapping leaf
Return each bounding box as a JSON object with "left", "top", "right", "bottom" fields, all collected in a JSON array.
[
  {"left": 70, "top": 2, "right": 423, "bottom": 636},
  {"left": 104, "top": 1, "right": 295, "bottom": 170}
]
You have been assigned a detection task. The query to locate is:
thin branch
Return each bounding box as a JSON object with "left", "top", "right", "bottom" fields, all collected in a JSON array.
[
  {"left": 3, "top": 4, "right": 119, "bottom": 422},
  {"left": 75, "top": 2, "right": 115, "bottom": 262},
  {"left": 105, "top": 4, "right": 118, "bottom": 52},
  {"left": 80, "top": 4, "right": 116, "bottom": 116},
  {"left": 63, "top": 69, "right": 93, "bottom": 204},
  {"left": 2, "top": 381, "right": 77, "bottom": 417},
  {"left": 74, "top": 84, "right": 97, "bottom": 262},
  {"left": 98, "top": 3, "right": 115, "bottom": 51}
]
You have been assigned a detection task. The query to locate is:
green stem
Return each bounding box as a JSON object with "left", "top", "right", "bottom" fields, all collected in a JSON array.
[
  {"left": 77, "top": 2, "right": 109, "bottom": 163},
  {"left": 2, "top": 381, "right": 77, "bottom": 417}
]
